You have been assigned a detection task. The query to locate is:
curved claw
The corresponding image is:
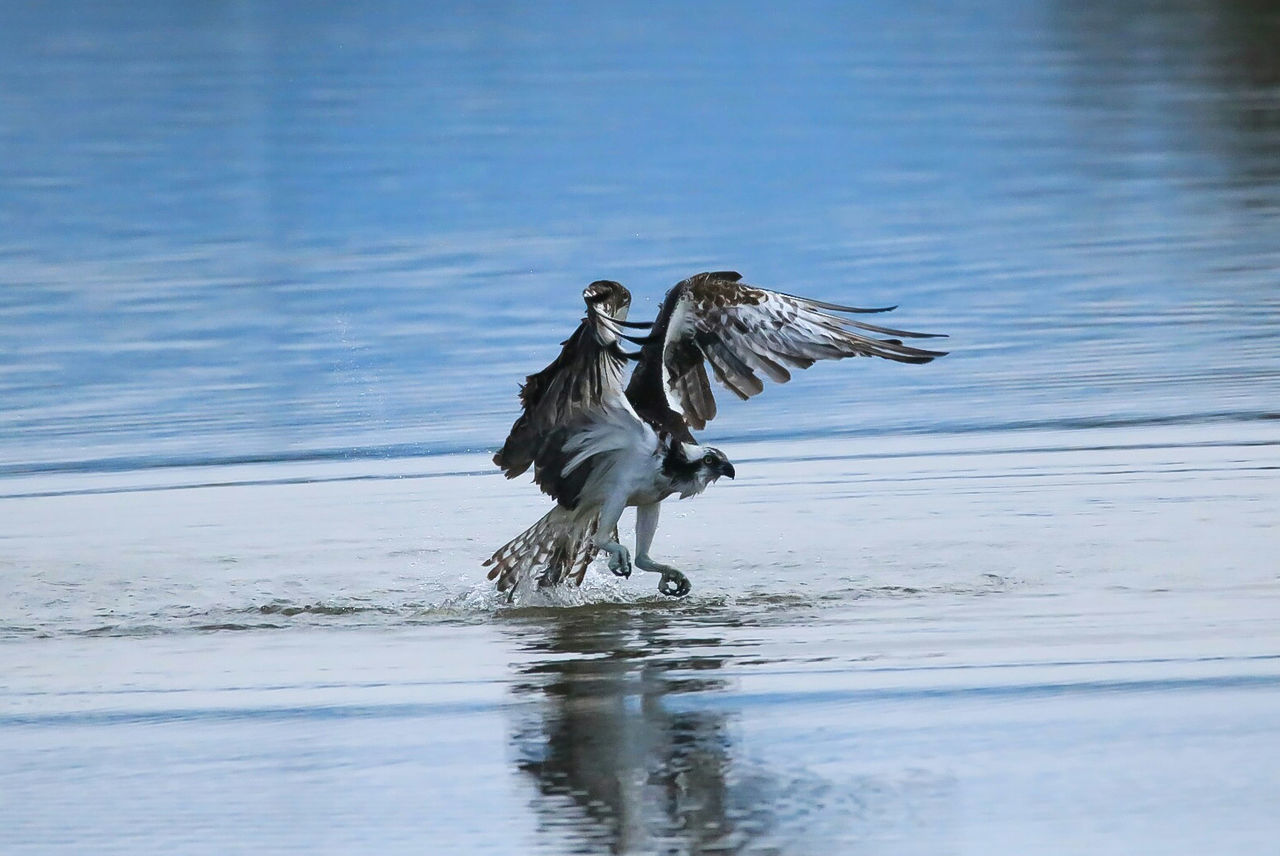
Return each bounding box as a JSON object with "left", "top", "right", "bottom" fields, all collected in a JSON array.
[
  {"left": 607, "top": 548, "right": 632, "bottom": 579},
  {"left": 658, "top": 570, "right": 691, "bottom": 598}
]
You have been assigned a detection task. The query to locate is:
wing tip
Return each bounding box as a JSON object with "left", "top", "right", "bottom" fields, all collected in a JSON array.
[
  {"left": 893, "top": 346, "right": 949, "bottom": 363},
  {"left": 842, "top": 317, "right": 949, "bottom": 339},
  {"left": 803, "top": 296, "right": 899, "bottom": 314}
]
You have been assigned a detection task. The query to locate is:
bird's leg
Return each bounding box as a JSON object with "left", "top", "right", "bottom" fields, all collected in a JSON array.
[
  {"left": 593, "top": 495, "right": 631, "bottom": 578},
  {"left": 633, "top": 503, "right": 691, "bottom": 598}
]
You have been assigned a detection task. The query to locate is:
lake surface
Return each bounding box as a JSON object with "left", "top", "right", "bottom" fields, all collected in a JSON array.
[{"left": 2, "top": 1, "right": 1278, "bottom": 853}]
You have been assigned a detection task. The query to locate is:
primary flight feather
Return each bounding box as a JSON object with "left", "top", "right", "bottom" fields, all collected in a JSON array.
[{"left": 486, "top": 271, "right": 947, "bottom": 599}]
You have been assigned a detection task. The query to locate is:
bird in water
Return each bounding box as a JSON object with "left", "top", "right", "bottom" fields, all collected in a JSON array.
[{"left": 485, "top": 271, "right": 947, "bottom": 599}]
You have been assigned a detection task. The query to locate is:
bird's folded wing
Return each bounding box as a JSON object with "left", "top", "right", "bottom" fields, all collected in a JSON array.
[{"left": 638, "top": 271, "right": 949, "bottom": 431}]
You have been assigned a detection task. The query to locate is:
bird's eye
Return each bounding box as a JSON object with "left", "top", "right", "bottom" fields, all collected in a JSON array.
[{"left": 702, "top": 453, "right": 716, "bottom": 465}]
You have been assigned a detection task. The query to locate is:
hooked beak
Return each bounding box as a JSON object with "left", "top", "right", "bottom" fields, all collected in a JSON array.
[{"left": 719, "top": 461, "right": 736, "bottom": 480}]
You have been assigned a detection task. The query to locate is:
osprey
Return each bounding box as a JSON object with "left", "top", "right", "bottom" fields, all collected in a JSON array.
[{"left": 485, "top": 271, "right": 946, "bottom": 599}]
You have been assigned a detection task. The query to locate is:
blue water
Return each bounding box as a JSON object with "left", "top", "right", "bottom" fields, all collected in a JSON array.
[
  {"left": 2, "top": 2, "right": 1279, "bottom": 854},
  {"left": 3, "top": 0, "right": 1277, "bottom": 473}
]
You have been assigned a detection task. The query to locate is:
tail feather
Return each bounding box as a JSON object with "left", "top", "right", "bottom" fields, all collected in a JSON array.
[{"left": 483, "top": 507, "right": 599, "bottom": 595}]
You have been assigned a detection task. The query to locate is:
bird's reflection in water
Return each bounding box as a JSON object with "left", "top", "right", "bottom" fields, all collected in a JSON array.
[{"left": 503, "top": 607, "right": 770, "bottom": 854}]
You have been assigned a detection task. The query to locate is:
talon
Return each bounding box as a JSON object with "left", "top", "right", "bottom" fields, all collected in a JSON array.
[
  {"left": 607, "top": 547, "right": 632, "bottom": 578},
  {"left": 658, "top": 570, "right": 690, "bottom": 598}
]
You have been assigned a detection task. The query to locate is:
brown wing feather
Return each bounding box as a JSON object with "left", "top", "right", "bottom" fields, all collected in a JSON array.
[
  {"left": 493, "top": 280, "right": 633, "bottom": 480},
  {"left": 632, "top": 271, "right": 947, "bottom": 431}
]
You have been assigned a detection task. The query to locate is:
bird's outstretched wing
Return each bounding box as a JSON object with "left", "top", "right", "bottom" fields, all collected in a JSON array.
[
  {"left": 493, "top": 280, "right": 641, "bottom": 487},
  {"left": 625, "top": 271, "right": 948, "bottom": 436}
]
